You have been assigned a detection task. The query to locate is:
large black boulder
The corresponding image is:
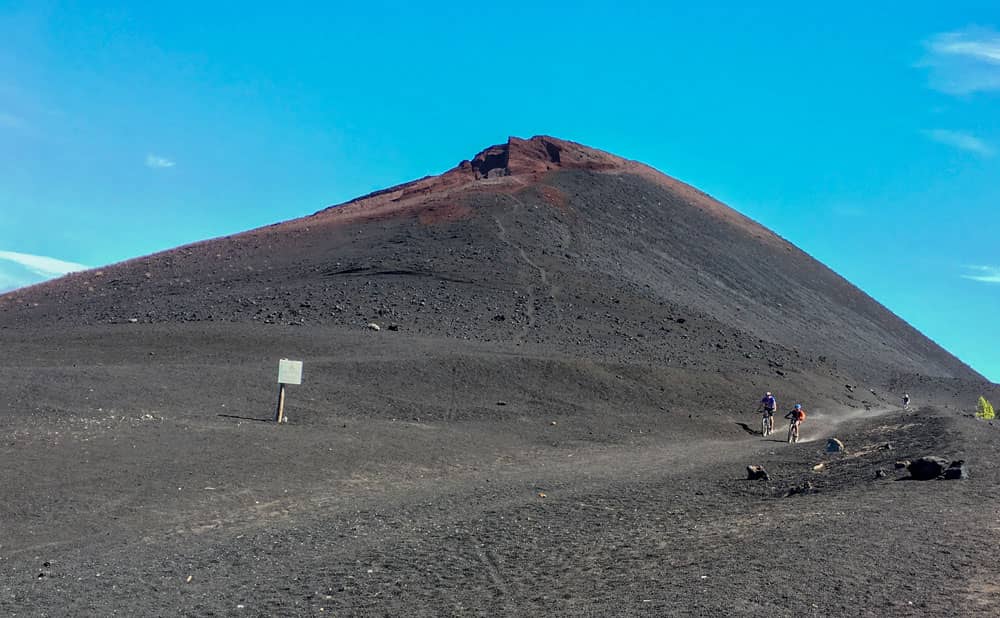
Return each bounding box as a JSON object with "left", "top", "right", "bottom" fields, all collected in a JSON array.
[
  {"left": 746, "top": 465, "right": 769, "bottom": 481},
  {"left": 907, "top": 456, "right": 949, "bottom": 480}
]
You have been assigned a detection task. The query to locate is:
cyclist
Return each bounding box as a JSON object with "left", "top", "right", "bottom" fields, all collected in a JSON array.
[
  {"left": 785, "top": 404, "right": 807, "bottom": 443},
  {"left": 756, "top": 391, "right": 777, "bottom": 435},
  {"left": 902, "top": 393, "right": 910, "bottom": 409}
]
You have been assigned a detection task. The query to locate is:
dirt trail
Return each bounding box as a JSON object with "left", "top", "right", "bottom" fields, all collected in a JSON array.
[
  {"left": 491, "top": 214, "right": 534, "bottom": 344},
  {"left": 491, "top": 193, "right": 561, "bottom": 345},
  {"left": 795, "top": 405, "right": 899, "bottom": 443}
]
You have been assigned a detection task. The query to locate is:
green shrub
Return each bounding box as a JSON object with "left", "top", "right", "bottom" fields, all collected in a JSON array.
[{"left": 976, "top": 396, "right": 995, "bottom": 420}]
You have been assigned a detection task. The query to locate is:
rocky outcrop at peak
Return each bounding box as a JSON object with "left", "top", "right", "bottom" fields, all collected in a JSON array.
[{"left": 466, "top": 136, "right": 633, "bottom": 179}]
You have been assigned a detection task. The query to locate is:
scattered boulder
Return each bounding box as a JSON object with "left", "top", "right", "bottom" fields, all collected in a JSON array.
[
  {"left": 826, "top": 438, "right": 845, "bottom": 453},
  {"left": 366, "top": 322, "right": 381, "bottom": 331},
  {"left": 387, "top": 323, "right": 400, "bottom": 331},
  {"left": 907, "top": 456, "right": 949, "bottom": 480},
  {"left": 875, "top": 469, "right": 888, "bottom": 479},
  {"left": 786, "top": 481, "right": 814, "bottom": 496},
  {"left": 879, "top": 442, "right": 893, "bottom": 451},
  {"left": 943, "top": 460, "right": 968, "bottom": 480},
  {"left": 746, "top": 465, "right": 769, "bottom": 481}
]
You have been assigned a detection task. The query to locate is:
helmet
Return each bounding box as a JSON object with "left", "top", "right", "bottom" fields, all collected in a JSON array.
[
  {"left": 794, "top": 404, "right": 802, "bottom": 409},
  {"left": 765, "top": 392, "right": 772, "bottom": 396}
]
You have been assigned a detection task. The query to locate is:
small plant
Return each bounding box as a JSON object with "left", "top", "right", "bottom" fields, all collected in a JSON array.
[{"left": 976, "top": 396, "right": 995, "bottom": 420}]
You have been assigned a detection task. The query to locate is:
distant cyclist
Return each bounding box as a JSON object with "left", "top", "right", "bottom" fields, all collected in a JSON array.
[
  {"left": 756, "top": 391, "right": 777, "bottom": 435},
  {"left": 902, "top": 393, "right": 910, "bottom": 409},
  {"left": 785, "top": 404, "right": 807, "bottom": 443}
]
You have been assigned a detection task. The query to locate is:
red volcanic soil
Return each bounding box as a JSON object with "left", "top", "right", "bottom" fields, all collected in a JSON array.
[
  {"left": 1, "top": 136, "right": 998, "bottom": 615},
  {"left": 290, "top": 136, "right": 627, "bottom": 227}
]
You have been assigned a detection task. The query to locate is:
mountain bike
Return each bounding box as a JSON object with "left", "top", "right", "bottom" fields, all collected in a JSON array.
[
  {"left": 787, "top": 419, "right": 801, "bottom": 444},
  {"left": 761, "top": 412, "right": 773, "bottom": 437}
]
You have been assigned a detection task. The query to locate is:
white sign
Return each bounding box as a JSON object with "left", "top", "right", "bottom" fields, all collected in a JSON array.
[{"left": 277, "top": 359, "right": 303, "bottom": 385}]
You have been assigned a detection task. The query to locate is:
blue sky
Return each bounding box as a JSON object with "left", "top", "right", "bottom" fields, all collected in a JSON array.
[{"left": 1, "top": 1, "right": 998, "bottom": 381}]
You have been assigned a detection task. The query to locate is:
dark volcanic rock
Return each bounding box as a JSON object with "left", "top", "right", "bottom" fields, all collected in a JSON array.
[
  {"left": 746, "top": 465, "right": 770, "bottom": 481},
  {"left": 908, "top": 456, "right": 950, "bottom": 480},
  {"left": 826, "top": 438, "right": 845, "bottom": 453},
  {"left": 943, "top": 460, "right": 968, "bottom": 480},
  {"left": 786, "top": 481, "right": 815, "bottom": 496}
]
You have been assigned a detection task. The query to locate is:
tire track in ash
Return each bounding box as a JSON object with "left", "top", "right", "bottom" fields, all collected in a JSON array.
[
  {"left": 491, "top": 214, "right": 532, "bottom": 343},
  {"left": 507, "top": 193, "right": 561, "bottom": 307},
  {"left": 475, "top": 545, "right": 515, "bottom": 615},
  {"left": 492, "top": 193, "right": 560, "bottom": 344}
]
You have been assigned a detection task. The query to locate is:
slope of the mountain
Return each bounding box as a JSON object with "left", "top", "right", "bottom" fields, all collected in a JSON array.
[
  {"left": 0, "top": 135, "right": 980, "bottom": 383},
  {"left": 3, "top": 136, "right": 999, "bottom": 616}
]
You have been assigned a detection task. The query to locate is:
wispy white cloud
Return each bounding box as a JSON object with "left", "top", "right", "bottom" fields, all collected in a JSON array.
[
  {"left": 0, "top": 250, "right": 88, "bottom": 279},
  {"left": 0, "top": 251, "right": 88, "bottom": 294},
  {"left": 962, "top": 265, "right": 1000, "bottom": 284},
  {"left": 145, "top": 154, "right": 176, "bottom": 169},
  {"left": 921, "top": 27, "right": 1000, "bottom": 95},
  {"left": 0, "top": 250, "right": 88, "bottom": 292},
  {"left": 923, "top": 129, "right": 994, "bottom": 156}
]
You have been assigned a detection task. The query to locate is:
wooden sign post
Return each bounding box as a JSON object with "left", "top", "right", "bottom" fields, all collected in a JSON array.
[{"left": 275, "top": 359, "right": 303, "bottom": 423}]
